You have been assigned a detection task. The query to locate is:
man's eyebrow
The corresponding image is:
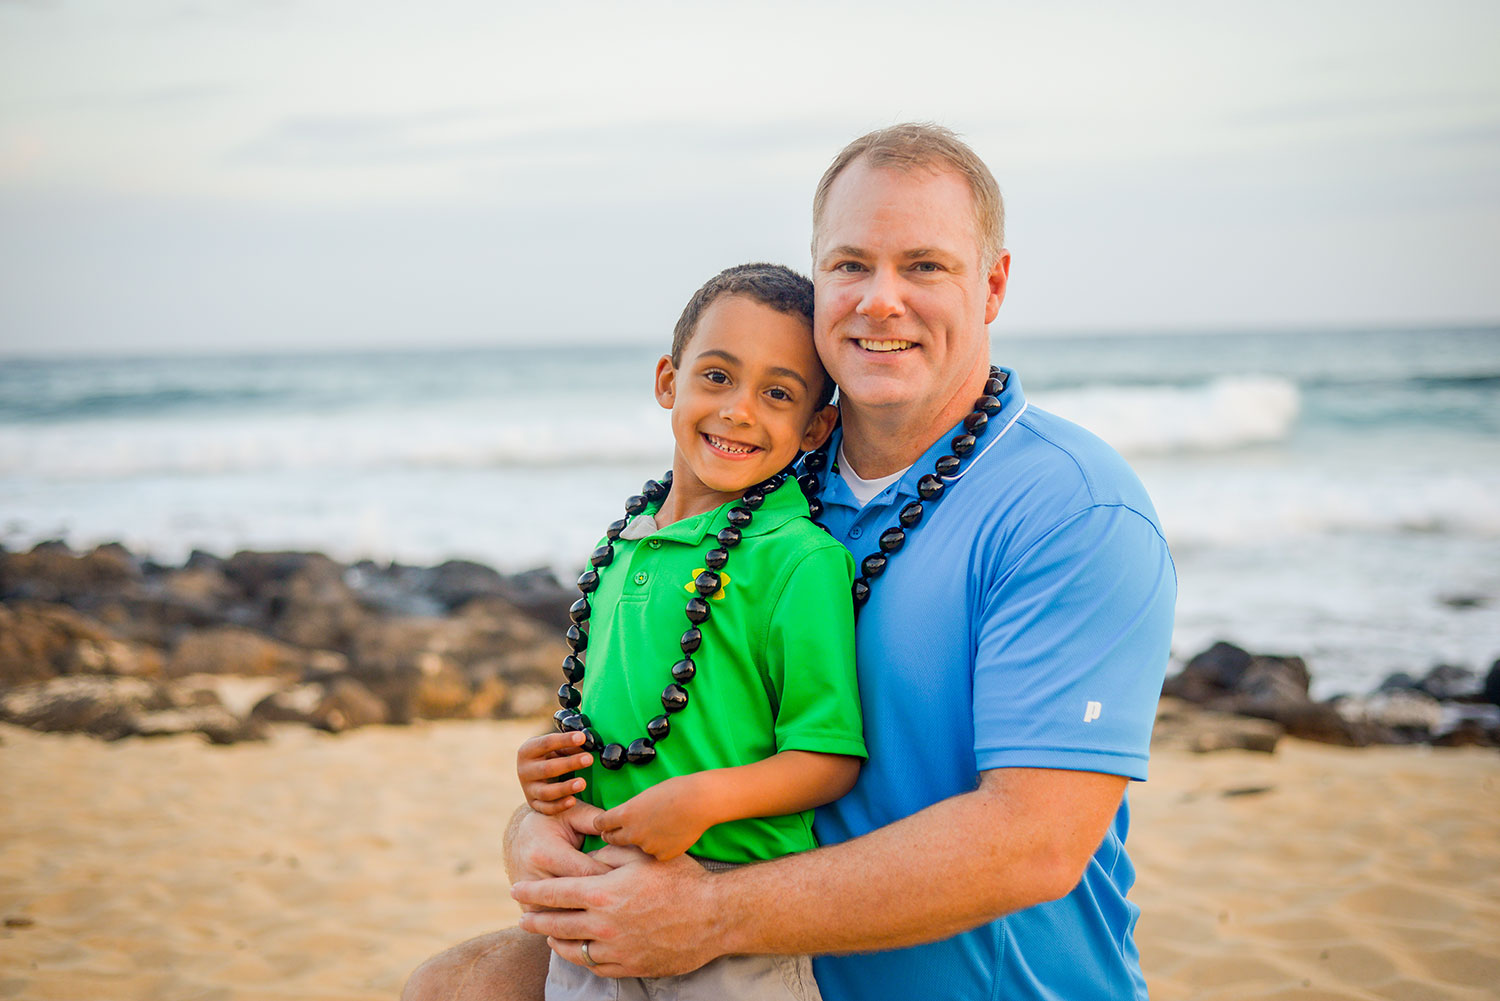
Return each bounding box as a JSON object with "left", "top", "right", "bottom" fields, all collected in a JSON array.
[
  {"left": 820, "top": 244, "right": 867, "bottom": 261},
  {"left": 904, "top": 247, "right": 960, "bottom": 261}
]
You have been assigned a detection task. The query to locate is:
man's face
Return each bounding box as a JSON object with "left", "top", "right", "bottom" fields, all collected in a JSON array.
[{"left": 813, "top": 160, "right": 1009, "bottom": 424}]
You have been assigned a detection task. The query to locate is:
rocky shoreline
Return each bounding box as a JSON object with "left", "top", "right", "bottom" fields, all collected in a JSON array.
[
  {"left": 1, "top": 542, "right": 572, "bottom": 744},
  {"left": 2, "top": 541, "right": 1497, "bottom": 752}
]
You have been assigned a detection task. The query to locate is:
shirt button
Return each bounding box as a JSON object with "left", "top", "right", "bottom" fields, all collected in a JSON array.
[
  {"left": 634, "top": 572, "right": 648, "bottom": 585},
  {"left": 849, "top": 526, "right": 863, "bottom": 539},
  {"left": 648, "top": 540, "right": 662, "bottom": 549}
]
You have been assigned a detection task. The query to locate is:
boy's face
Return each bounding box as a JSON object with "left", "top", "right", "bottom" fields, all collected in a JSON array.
[{"left": 655, "top": 295, "right": 837, "bottom": 507}]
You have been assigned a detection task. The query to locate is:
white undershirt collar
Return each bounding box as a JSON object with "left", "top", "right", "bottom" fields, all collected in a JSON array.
[{"left": 837, "top": 440, "right": 912, "bottom": 507}]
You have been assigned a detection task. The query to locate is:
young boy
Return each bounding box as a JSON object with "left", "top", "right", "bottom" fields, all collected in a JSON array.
[{"left": 516, "top": 263, "right": 864, "bottom": 1001}]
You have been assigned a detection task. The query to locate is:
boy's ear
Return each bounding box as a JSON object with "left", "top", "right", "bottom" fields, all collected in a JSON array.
[
  {"left": 800, "top": 404, "right": 839, "bottom": 451},
  {"left": 653, "top": 355, "right": 676, "bottom": 410}
]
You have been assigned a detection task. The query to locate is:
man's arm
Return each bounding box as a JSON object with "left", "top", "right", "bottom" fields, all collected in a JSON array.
[{"left": 513, "top": 764, "right": 1126, "bottom": 978}]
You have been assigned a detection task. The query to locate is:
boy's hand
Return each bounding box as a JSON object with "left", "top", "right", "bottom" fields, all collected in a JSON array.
[
  {"left": 517, "top": 730, "right": 593, "bottom": 815},
  {"left": 593, "top": 774, "right": 716, "bottom": 861}
]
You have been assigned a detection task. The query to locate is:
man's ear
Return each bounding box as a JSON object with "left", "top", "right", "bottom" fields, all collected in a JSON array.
[
  {"left": 800, "top": 404, "right": 839, "bottom": 451},
  {"left": 984, "top": 249, "right": 1011, "bottom": 325},
  {"left": 653, "top": 355, "right": 677, "bottom": 410}
]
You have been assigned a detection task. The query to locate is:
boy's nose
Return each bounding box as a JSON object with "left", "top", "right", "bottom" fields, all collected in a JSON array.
[{"left": 719, "top": 390, "right": 754, "bottom": 425}]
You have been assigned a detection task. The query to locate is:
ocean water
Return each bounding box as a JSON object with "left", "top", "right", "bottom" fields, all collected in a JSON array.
[{"left": 3, "top": 326, "right": 1498, "bottom": 698}]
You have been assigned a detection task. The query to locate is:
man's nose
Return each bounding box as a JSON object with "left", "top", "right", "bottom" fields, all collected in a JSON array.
[{"left": 856, "top": 265, "right": 906, "bottom": 320}]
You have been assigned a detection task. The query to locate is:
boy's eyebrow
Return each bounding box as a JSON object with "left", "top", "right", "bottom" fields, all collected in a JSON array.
[{"left": 697, "top": 348, "right": 809, "bottom": 390}]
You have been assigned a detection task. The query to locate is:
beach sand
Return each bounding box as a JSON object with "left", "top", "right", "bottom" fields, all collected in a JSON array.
[{"left": 1, "top": 720, "right": 1496, "bottom": 1001}]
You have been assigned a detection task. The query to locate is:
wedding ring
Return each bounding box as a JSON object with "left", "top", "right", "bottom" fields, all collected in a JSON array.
[{"left": 581, "top": 941, "right": 599, "bottom": 968}]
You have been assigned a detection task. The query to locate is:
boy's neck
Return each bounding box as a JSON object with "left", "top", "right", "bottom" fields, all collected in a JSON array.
[{"left": 653, "top": 462, "right": 740, "bottom": 530}]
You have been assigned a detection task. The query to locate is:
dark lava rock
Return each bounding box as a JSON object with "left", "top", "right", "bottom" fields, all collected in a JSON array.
[
  {"left": 427, "top": 559, "right": 508, "bottom": 611},
  {"left": 1484, "top": 658, "right": 1500, "bottom": 708},
  {"left": 1416, "top": 664, "right": 1481, "bottom": 701}
]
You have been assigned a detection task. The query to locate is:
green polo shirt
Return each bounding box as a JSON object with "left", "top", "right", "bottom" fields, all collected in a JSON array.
[{"left": 576, "top": 482, "right": 865, "bottom": 864}]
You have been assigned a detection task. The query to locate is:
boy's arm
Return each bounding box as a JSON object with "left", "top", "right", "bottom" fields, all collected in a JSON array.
[{"left": 591, "top": 749, "right": 861, "bottom": 860}]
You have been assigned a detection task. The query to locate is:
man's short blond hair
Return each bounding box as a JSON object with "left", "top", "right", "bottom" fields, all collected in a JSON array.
[{"left": 812, "top": 122, "right": 1005, "bottom": 267}]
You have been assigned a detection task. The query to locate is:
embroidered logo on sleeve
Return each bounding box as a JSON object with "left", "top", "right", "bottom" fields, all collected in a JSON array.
[
  {"left": 1083, "top": 701, "right": 1102, "bottom": 723},
  {"left": 684, "top": 569, "right": 731, "bottom": 600}
]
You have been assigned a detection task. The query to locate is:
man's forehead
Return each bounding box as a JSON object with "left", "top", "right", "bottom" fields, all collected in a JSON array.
[{"left": 815, "top": 161, "right": 981, "bottom": 255}]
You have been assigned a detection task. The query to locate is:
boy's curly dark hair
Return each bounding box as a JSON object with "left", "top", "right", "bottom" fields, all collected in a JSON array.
[{"left": 670, "top": 263, "right": 834, "bottom": 407}]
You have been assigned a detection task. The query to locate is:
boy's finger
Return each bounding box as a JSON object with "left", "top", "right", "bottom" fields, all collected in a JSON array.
[
  {"left": 530, "top": 796, "right": 576, "bottom": 815},
  {"left": 518, "top": 753, "right": 593, "bottom": 783},
  {"left": 528, "top": 777, "right": 586, "bottom": 801},
  {"left": 517, "top": 731, "right": 587, "bottom": 760}
]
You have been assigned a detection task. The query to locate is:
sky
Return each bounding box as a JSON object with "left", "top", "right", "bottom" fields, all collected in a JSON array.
[{"left": 1, "top": 0, "right": 1498, "bottom": 355}]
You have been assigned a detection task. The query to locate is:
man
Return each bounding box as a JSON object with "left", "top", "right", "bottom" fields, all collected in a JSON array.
[{"left": 405, "top": 123, "right": 1175, "bottom": 1000}]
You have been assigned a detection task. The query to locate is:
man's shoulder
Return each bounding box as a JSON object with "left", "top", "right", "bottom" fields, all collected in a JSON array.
[{"left": 982, "top": 403, "right": 1158, "bottom": 519}]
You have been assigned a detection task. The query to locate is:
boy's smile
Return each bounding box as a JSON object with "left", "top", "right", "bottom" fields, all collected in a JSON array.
[{"left": 653, "top": 295, "right": 837, "bottom": 525}]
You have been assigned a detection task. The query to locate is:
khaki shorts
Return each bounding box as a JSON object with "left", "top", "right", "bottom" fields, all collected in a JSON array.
[
  {"left": 546, "top": 951, "right": 821, "bottom": 1001},
  {"left": 545, "top": 857, "right": 821, "bottom": 1001}
]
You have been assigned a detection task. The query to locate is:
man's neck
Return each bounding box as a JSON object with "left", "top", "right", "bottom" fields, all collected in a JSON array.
[{"left": 838, "top": 365, "right": 993, "bottom": 478}]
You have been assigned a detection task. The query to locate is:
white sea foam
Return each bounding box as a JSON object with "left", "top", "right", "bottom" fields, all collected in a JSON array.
[
  {"left": 0, "top": 403, "right": 672, "bottom": 480},
  {"left": 1035, "top": 376, "right": 1302, "bottom": 456}
]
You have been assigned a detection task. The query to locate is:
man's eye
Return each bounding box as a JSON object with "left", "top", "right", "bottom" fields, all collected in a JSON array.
[
  {"left": 913, "top": 261, "right": 940, "bottom": 272},
  {"left": 835, "top": 261, "right": 865, "bottom": 273}
]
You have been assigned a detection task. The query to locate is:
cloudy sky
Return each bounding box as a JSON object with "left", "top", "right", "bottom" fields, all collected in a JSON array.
[{"left": 1, "top": 0, "right": 1497, "bottom": 355}]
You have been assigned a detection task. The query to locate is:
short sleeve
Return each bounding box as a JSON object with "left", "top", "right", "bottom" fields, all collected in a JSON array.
[
  {"left": 973, "top": 504, "right": 1175, "bottom": 780},
  {"left": 764, "top": 541, "right": 867, "bottom": 759}
]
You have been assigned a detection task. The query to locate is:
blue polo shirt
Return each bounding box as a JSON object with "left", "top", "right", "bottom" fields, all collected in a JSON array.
[{"left": 810, "top": 370, "right": 1175, "bottom": 1001}]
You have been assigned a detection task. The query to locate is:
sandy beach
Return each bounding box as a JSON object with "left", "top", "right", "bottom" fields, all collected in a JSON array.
[{"left": 1, "top": 720, "right": 1496, "bottom": 1001}]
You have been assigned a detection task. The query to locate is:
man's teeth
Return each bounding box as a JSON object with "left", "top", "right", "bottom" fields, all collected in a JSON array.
[
  {"left": 708, "top": 435, "right": 757, "bottom": 454},
  {"left": 858, "top": 338, "right": 914, "bottom": 352}
]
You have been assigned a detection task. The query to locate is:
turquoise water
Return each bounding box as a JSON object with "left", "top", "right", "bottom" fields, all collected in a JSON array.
[{"left": 3, "top": 325, "right": 1497, "bottom": 697}]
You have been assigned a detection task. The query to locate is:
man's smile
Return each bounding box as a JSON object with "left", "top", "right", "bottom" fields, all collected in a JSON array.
[
  {"left": 856, "top": 338, "right": 915, "bottom": 353},
  {"left": 702, "top": 433, "right": 763, "bottom": 456}
]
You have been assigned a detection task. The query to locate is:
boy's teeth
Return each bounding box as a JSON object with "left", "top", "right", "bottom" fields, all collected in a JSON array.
[
  {"left": 708, "top": 435, "right": 756, "bottom": 454},
  {"left": 858, "top": 338, "right": 914, "bottom": 352}
]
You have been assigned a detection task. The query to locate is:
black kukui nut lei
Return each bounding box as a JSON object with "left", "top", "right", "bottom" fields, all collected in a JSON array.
[
  {"left": 804, "top": 367, "right": 1007, "bottom": 614},
  {"left": 556, "top": 466, "right": 796, "bottom": 770}
]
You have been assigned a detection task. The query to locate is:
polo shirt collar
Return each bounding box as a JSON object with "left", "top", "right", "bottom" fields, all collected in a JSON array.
[
  {"left": 626, "top": 474, "right": 811, "bottom": 546},
  {"left": 816, "top": 367, "right": 1028, "bottom": 511}
]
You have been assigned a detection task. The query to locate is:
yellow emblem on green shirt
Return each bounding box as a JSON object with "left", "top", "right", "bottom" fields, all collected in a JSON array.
[{"left": 684, "top": 569, "right": 731, "bottom": 600}]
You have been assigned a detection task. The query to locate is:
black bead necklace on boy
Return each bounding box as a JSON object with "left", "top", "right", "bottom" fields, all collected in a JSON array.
[
  {"left": 555, "top": 468, "right": 795, "bottom": 770},
  {"left": 553, "top": 367, "right": 1007, "bottom": 769}
]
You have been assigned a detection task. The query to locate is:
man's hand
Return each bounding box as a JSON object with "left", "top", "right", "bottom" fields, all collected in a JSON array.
[
  {"left": 513, "top": 852, "right": 723, "bottom": 978},
  {"left": 516, "top": 730, "right": 593, "bottom": 815},
  {"left": 593, "top": 774, "right": 714, "bottom": 861},
  {"left": 503, "top": 802, "right": 612, "bottom": 907}
]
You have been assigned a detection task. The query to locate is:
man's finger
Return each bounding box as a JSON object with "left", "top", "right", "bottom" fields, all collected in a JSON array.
[
  {"left": 548, "top": 937, "right": 628, "bottom": 977},
  {"left": 515, "top": 896, "right": 598, "bottom": 940},
  {"left": 531, "top": 850, "right": 613, "bottom": 879}
]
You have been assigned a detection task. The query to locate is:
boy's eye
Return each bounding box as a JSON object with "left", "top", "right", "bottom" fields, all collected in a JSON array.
[
  {"left": 704, "top": 370, "right": 730, "bottom": 384},
  {"left": 767, "top": 387, "right": 792, "bottom": 402}
]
